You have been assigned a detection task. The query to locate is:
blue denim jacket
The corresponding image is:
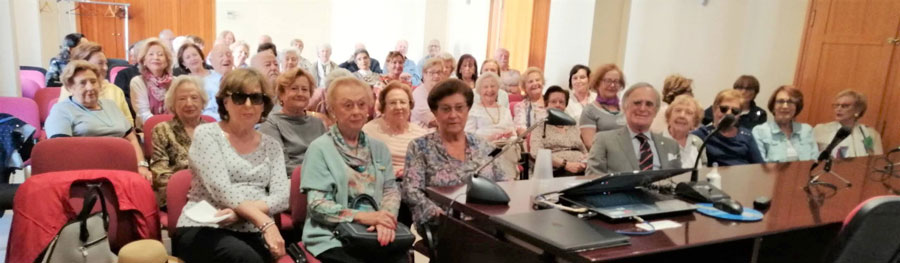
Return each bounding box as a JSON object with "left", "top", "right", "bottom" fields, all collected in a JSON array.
[{"left": 752, "top": 121, "right": 819, "bottom": 162}]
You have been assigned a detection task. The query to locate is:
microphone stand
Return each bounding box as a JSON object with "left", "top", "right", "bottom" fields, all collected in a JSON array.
[
  {"left": 474, "top": 120, "right": 545, "bottom": 177},
  {"left": 808, "top": 158, "right": 852, "bottom": 188}
]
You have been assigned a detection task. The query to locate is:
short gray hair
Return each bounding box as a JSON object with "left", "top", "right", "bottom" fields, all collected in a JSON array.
[
  {"left": 318, "top": 43, "right": 332, "bottom": 52},
  {"left": 279, "top": 48, "right": 300, "bottom": 63},
  {"left": 622, "top": 82, "right": 660, "bottom": 111},
  {"left": 475, "top": 72, "right": 501, "bottom": 93},
  {"left": 164, "top": 75, "right": 208, "bottom": 115}
]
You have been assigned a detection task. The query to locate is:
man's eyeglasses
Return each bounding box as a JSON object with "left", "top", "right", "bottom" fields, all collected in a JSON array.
[{"left": 228, "top": 92, "right": 268, "bottom": 105}]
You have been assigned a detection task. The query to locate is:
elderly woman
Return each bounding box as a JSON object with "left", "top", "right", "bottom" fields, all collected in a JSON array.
[
  {"left": 130, "top": 38, "right": 174, "bottom": 125},
  {"left": 466, "top": 72, "right": 518, "bottom": 178},
  {"left": 691, "top": 89, "right": 764, "bottom": 166},
  {"left": 439, "top": 52, "right": 456, "bottom": 79},
  {"left": 751, "top": 86, "right": 818, "bottom": 162},
  {"left": 410, "top": 58, "right": 446, "bottom": 128},
  {"left": 231, "top": 40, "right": 251, "bottom": 69},
  {"left": 149, "top": 76, "right": 210, "bottom": 206},
  {"left": 379, "top": 51, "right": 413, "bottom": 89},
  {"left": 279, "top": 48, "right": 301, "bottom": 72},
  {"left": 260, "top": 68, "right": 327, "bottom": 178},
  {"left": 478, "top": 59, "right": 515, "bottom": 105},
  {"left": 363, "top": 82, "right": 429, "bottom": 174},
  {"left": 174, "top": 69, "right": 288, "bottom": 263},
  {"left": 514, "top": 67, "right": 547, "bottom": 135},
  {"left": 301, "top": 77, "right": 407, "bottom": 262},
  {"left": 580, "top": 64, "right": 626, "bottom": 150},
  {"left": 402, "top": 79, "right": 506, "bottom": 226},
  {"left": 456, "top": 54, "right": 478, "bottom": 87},
  {"left": 481, "top": 59, "right": 500, "bottom": 76},
  {"left": 530, "top": 86, "right": 588, "bottom": 177},
  {"left": 813, "top": 89, "right": 883, "bottom": 158},
  {"left": 351, "top": 49, "right": 381, "bottom": 88},
  {"left": 564, "top": 65, "right": 595, "bottom": 123},
  {"left": 651, "top": 74, "right": 693, "bottom": 133},
  {"left": 58, "top": 41, "right": 133, "bottom": 125},
  {"left": 218, "top": 30, "right": 235, "bottom": 46},
  {"left": 663, "top": 95, "right": 705, "bottom": 168},
  {"left": 175, "top": 43, "right": 210, "bottom": 77},
  {"left": 46, "top": 61, "right": 152, "bottom": 180},
  {"left": 702, "top": 75, "right": 768, "bottom": 129}
]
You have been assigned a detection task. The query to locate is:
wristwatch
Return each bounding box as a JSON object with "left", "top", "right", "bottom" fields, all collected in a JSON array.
[{"left": 138, "top": 161, "right": 149, "bottom": 168}]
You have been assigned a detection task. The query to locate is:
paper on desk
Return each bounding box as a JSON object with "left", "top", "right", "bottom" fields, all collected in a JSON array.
[
  {"left": 636, "top": 220, "right": 682, "bottom": 231},
  {"left": 185, "top": 200, "right": 232, "bottom": 224}
]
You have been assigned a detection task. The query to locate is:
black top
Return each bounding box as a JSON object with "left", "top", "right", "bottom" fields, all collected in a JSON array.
[
  {"left": 702, "top": 101, "right": 768, "bottom": 130},
  {"left": 692, "top": 125, "right": 765, "bottom": 166},
  {"left": 338, "top": 58, "right": 382, "bottom": 74}
]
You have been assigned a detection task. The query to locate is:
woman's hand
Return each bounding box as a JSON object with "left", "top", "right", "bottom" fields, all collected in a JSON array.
[
  {"left": 367, "top": 224, "right": 396, "bottom": 246},
  {"left": 394, "top": 168, "right": 404, "bottom": 179},
  {"left": 564, "top": 162, "right": 587, "bottom": 174},
  {"left": 262, "top": 225, "right": 286, "bottom": 258},
  {"left": 215, "top": 209, "right": 239, "bottom": 226},
  {"left": 138, "top": 167, "right": 152, "bottom": 181},
  {"left": 354, "top": 210, "right": 397, "bottom": 230}
]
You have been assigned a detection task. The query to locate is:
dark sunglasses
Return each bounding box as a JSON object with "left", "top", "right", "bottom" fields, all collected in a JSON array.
[
  {"left": 228, "top": 92, "right": 268, "bottom": 105},
  {"left": 718, "top": 105, "right": 740, "bottom": 115}
]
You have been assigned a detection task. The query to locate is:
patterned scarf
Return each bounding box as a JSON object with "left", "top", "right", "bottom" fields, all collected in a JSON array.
[
  {"left": 142, "top": 71, "right": 172, "bottom": 115},
  {"left": 328, "top": 125, "right": 371, "bottom": 173}
]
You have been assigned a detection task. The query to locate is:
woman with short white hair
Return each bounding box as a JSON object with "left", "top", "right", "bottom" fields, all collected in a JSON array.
[
  {"left": 279, "top": 48, "right": 301, "bottom": 72},
  {"left": 231, "top": 40, "right": 251, "bottom": 69},
  {"left": 150, "top": 75, "right": 210, "bottom": 206}
]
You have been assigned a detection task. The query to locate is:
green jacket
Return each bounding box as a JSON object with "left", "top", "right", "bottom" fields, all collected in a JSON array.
[{"left": 300, "top": 134, "right": 394, "bottom": 256}]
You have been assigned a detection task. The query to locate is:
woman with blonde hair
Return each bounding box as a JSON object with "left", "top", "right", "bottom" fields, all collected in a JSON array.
[
  {"left": 662, "top": 95, "right": 705, "bottom": 168},
  {"left": 813, "top": 89, "right": 883, "bottom": 158},
  {"left": 580, "top": 64, "right": 626, "bottom": 149},
  {"left": 691, "top": 90, "right": 764, "bottom": 166},
  {"left": 131, "top": 38, "right": 175, "bottom": 125},
  {"left": 513, "top": 67, "right": 547, "bottom": 135}
]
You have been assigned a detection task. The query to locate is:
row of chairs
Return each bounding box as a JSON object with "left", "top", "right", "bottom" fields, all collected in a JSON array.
[{"left": 18, "top": 65, "right": 129, "bottom": 100}]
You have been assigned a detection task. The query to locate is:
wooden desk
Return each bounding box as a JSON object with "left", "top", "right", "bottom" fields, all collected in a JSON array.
[{"left": 426, "top": 157, "right": 899, "bottom": 262}]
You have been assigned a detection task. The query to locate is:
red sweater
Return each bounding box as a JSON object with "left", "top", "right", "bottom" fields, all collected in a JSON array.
[{"left": 7, "top": 169, "right": 160, "bottom": 263}]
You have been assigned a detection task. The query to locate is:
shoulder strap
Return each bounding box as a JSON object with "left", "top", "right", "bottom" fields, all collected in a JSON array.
[
  {"left": 76, "top": 184, "right": 110, "bottom": 243},
  {"left": 348, "top": 194, "right": 379, "bottom": 211}
]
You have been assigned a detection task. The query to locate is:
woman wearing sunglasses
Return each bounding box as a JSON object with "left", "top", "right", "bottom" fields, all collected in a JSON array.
[
  {"left": 752, "top": 85, "right": 819, "bottom": 162},
  {"left": 813, "top": 89, "right": 883, "bottom": 158},
  {"left": 691, "top": 89, "right": 764, "bottom": 166},
  {"left": 174, "top": 68, "right": 290, "bottom": 263}
]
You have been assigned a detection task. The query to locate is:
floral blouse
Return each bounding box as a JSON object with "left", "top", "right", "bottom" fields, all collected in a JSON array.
[
  {"left": 401, "top": 132, "right": 506, "bottom": 224},
  {"left": 528, "top": 124, "right": 587, "bottom": 163},
  {"left": 149, "top": 118, "right": 207, "bottom": 206}
]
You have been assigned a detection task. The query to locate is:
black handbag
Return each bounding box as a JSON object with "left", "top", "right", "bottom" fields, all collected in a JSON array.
[{"left": 333, "top": 194, "right": 414, "bottom": 253}]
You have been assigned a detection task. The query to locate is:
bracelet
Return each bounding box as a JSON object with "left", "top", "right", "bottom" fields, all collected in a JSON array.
[{"left": 258, "top": 221, "right": 275, "bottom": 232}]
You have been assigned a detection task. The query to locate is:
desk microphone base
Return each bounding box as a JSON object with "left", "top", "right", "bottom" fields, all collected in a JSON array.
[
  {"left": 467, "top": 177, "right": 510, "bottom": 205},
  {"left": 675, "top": 181, "right": 730, "bottom": 203}
]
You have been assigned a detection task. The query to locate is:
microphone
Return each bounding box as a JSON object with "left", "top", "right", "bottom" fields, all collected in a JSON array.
[
  {"left": 810, "top": 126, "right": 852, "bottom": 171},
  {"left": 676, "top": 114, "right": 736, "bottom": 202}
]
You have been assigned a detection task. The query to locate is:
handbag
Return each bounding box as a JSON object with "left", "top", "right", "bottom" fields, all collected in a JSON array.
[
  {"left": 333, "top": 194, "right": 414, "bottom": 253},
  {"left": 40, "top": 184, "right": 117, "bottom": 263}
]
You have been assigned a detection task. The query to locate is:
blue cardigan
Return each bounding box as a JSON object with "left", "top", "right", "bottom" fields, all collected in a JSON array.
[
  {"left": 692, "top": 125, "right": 765, "bottom": 166},
  {"left": 300, "top": 134, "right": 394, "bottom": 256}
]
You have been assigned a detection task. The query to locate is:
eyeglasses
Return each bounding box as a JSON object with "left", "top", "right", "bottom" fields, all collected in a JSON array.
[
  {"left": 774, "top": 99, "right": 797, "bottom": 106},
  {"left": 832, "top": 103, "right": 853, "bottom": 109},
  {"left": 600, "top": 79, "right": 621, "bottom": 86},
  {"left": 718, "top": 105, "right": 740, "bottom": 115},
  {"left": 228, "top": 92, "right": 268, "bottom": 105},
  {"left": 425, "top": 70, "right": 442, "bottom": 76},
  {"left": 437, "top": 104, "right": 469, "bottom": 114}
]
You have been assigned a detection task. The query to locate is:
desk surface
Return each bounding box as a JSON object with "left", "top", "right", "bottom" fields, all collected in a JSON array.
[{"left": 426, "top": 157, "right": 899, "bottom": 262}]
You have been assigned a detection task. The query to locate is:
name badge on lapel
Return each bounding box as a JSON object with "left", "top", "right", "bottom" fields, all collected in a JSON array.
[{"left": 667, "top": 153, "right": 678, "bottom": 161}]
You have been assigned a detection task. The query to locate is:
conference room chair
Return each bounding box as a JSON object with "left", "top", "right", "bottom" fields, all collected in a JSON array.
[
  {"left": 824, "top": 195, "right": 900, "bottom": 263},
  {"left": 7, "top": 169, "right": 159, "bottom": 262},
  {"left": 34, "top": 87, "right": 61, "bottom": 124},
  {"left": 0, "top": 96, "right": 43, "bottom": 140},
  {"left": 109, "top": 65, "right": 129, "bottom": 83},
  {"left": 141, "top": 114, "right": 217, "bottom": 158},
  {"left": 278, "top": 165, "right": 321, "bottom": 263},
  {"left": 30, "top": 137, "right": 137, "bottom": 175},
  {"left": 164, "top": 169, "right": 192, "bottom": 238},
  {"left": 19, "top": 67, "right": 46, "bottom": 89},
  {"left": 20, "top": 79, "right": 41, "bottom": 100}
]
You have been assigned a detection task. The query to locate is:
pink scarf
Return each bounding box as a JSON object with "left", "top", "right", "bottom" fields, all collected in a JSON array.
[{"left": 142, "top": 71, "right": 172, "bottom": 115}]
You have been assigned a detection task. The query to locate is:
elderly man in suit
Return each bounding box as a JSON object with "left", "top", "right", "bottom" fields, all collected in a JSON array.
[{"left": 587, "top": 82, "right": 681, "bottom": 175}]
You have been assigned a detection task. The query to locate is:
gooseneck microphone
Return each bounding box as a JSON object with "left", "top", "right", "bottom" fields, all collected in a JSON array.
[
  {"left": 810, "top": 126, "right": 853, "bottom": 171},
  {"left": 676, "top": 114, "right": 736, "bottom": 202}
]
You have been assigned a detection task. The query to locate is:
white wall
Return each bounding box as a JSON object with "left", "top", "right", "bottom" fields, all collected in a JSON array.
[
  {"left": 1, "top": 0, "right": 21, "bottom": 96},
  {"left": 543, "top": 0, "right": 596, "bottom": 89},
  {"left": 623, "top": 0, "right": 808, "bottom": 108},
  {"left": 12, "top": 0, "right": 41, "bottom": 68},
  {"left": 216, "top": 0, "right": 489, "bottom": 67}
]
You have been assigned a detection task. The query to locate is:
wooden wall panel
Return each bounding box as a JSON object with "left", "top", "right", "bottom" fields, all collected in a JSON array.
[
  {"left": 76, "top": 0, "right": 215, "bottom": 59},
  {"left": 488, "top": 0, "right": 551, "bottom": 72},
  {"left": 527, "top": 0, "right": 550, "bottom": 70}
]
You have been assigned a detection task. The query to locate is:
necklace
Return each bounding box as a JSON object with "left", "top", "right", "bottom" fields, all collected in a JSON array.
[{"left": 482, "top": 102, "right": 500, "bottom": 124}]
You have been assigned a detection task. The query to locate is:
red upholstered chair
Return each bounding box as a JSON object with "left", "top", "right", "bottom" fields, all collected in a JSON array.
[
  {"left": 0, "top": 97, "right": 43, "bottom": 140},
  {"left": 165, "top": 169, "right": 192, "bottom": 237},
  {"left": 143, "top": 114, "right": 217, "bottom": 157},
  {"left": 19, "top": 69, "right": 46, "bottom": 89},
  {"left": 509, "top": 101, "right": 520, "bottom": 119},
  {"left": 34, "top": 87, "right": 61, "bottom": 124},
  {"left": 508, "top": 93, "right": 525, "bottom": 104},
  {"left": 30, "top": 137, "right": 137, "bottom": 175},
  {"left": 21, "top": 80, "right": 41, "bottom": 99},
  {"left": 109, "top": 65, "right": 128, "bottom": 83},
  {"left": 824, "top": 195, "right": 900, "bottom": 263},
  {"left": 277, "top": 165, "right": 320, "bottom": 263}
]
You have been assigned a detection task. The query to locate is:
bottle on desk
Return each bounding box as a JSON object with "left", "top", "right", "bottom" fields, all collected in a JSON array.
[{"left": 707, "top": 162, "right": 721, "bottom": 189}]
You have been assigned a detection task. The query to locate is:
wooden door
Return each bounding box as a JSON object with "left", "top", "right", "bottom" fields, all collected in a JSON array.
[
  {"left": 795, "top": 0, "right": 900, "bottom": 146},
  {"left": 879, "top": 28, "right": 900, "bottom": 151},
  {"left": 76, "top": 3, "right": 125, "bottom": 58}
]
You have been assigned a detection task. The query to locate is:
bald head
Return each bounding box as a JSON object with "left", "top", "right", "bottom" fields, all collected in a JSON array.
[
  {"left": 251, "top": 52, "right": 279, "bottom": 84},
  {"left": 210, "top": 43, "right": 234, "bottom": 74},
  {"left": 427, "top": 39, "right": 441, "bottom": 57},
  {"left": 259, "top": 35, "right": 272, "bottom": 45},
  {"left": 354, "top": 43, "right": 366, "bottom": 51},
  {"left": 395, "top": 40, "right": 408, "bottom": 56},
  {"left": 494, "top": 48, "right": 510, "bottom": 69}
]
